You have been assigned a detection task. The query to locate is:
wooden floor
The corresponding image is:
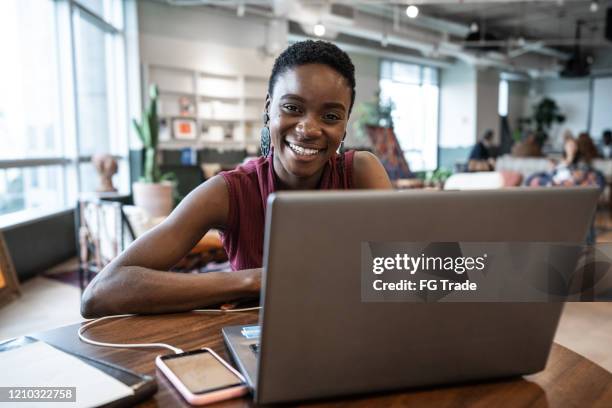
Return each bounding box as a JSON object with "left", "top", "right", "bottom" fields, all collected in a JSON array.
[
  {"left": 552, "top": 209, "right": 612, "bottom": 372},
  {"left": 0, "top": 276, "right": 82, "bottom": 341},
  {"left": 1, "top": 219, "right": 612, "bottom": 372}
]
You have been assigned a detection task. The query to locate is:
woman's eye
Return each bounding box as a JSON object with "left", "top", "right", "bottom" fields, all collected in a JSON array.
[
  {"left": 282, "top": 104, "right": 300, "bottom": 113},
  {"left": 324, "top": 113, "right": 342, "bottom": 121}
]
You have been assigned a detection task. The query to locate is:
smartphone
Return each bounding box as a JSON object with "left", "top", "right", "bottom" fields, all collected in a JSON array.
[{"left": 156, "top": 348, "right": 248, "bottom": 405}]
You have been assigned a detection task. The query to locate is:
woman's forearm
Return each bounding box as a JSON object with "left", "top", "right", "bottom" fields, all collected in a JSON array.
[{"left": 81, "top": 265, "right": 260, "bottom": 318}]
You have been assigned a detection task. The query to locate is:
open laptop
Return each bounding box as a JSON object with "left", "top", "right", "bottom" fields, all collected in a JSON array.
[{"left": 223, "top": 187, "right": 599, "bottom": 405}]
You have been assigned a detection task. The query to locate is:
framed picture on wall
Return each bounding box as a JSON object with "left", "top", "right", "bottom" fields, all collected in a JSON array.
[
  {"left": 0, "top": 231, "right": 20, "bottom": 307},
  {"left": 172, "top": 117, "right": 198, "bottom": 140}
]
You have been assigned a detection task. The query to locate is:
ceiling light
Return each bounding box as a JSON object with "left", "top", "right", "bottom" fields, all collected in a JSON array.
[
  {"left": 470, "top": 22, "right": 479, "bottom": 33},
  {"left": 590, "top": 0, "right": 599, "bottom": 12},
  {"left": 313, "top": 22, "right": 326, "bottom": 37},
  {"left": 406, "top": 5, "right": 419, "bottom": 19}
]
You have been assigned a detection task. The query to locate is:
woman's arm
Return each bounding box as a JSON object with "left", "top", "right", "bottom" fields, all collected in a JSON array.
[
  {"left": 352, "top": 151, "right": 393, "bottom": 189},
  {"left": 81, "top": 175, "right": 261, "bottom": 318}
]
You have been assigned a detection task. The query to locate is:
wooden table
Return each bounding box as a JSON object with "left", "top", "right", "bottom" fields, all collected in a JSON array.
[{"left": 33, "top": 312, "right": 612, "bottom": 407}]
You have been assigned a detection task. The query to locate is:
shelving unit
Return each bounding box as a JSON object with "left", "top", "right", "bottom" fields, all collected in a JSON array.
[{"left": 143, "top": 63, "right": 267, "bottom": 153}]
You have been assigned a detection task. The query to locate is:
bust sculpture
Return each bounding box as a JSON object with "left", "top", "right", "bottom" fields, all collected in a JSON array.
[{"left": 92, "top": 154, "right": 118, "bottom": 192}]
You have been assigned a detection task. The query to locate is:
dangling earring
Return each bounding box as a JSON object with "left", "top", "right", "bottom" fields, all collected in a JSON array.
[
  {"left": 260, "top": 127, "right": 271, "bottom": 157},
  {"left": 260, "top": 113, "right": 271, "bottom": 157},
  {"left": 338, "top": 133, "right": 346, "bottom": 154}
]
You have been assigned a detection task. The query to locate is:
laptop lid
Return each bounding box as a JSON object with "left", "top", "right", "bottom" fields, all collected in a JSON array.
[{"left": 255, "top": 188, "right": 599, "bottom": 404}]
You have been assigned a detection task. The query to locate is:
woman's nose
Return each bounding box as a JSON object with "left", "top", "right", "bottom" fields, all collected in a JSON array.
[{"left": 295, "top": 116, "right": 323, "bottom": 139}]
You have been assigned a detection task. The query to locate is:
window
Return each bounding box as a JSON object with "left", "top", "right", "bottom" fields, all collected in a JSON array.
[
  {"left": 73, "top": 2, "right": 130, "bottom": 193},
  {"left": 0, "top": 0, "right": 63, "bottom": 161},
  {"left": 380, "top": 60, "right": 439, "bottom": 172},
  {"left": 0, "top": 166, "right": 66, "bottom": 217},
  {"left": 498, "top": 79, "right": 509, "bottom": 117},
  {"left": 0, "top": 0, "right": 130, "bottom": 226}
]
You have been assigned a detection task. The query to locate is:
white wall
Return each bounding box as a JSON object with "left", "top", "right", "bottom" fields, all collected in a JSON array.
[
  {"left": 439, "top": 61, "right": 476, "bottom": 148},
  {"left": 346, "top": 52, "right": 379, "bottom": 148},
  {"left": 138, "top": 1, "right": 281, "bottom": 78},
  {"left": 475, "top": 68, "right": 500, "bottom": 143},
  {"left": 591, "top": 76, "right": 612, "bottom": 139}
]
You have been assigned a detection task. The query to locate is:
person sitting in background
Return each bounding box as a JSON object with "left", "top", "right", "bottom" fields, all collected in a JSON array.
[
  {"left": 527, "top": 135, "right": 603, "bottom": 188},
  {"left": 577, "top": 132, "right": 601, "bottom": 163},
  {"left": 511, "top": 132, "right": 543, "bottom": 157},
  {"left": 467, "top": 129, "right": 495, "bottom": 171},
  {"left": 527, "top": 135, "right": 603, "bottom": 245},
  {"left": 599, "top": 129, "right": 612, "bottom": 159}
]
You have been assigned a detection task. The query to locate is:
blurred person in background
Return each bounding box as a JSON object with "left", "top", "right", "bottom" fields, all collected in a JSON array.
[
  {"left": 577, "top": 132, "right": 601, "bottom": 163},
  {"left": 467, "top": 129, "right": 495, "bottom": 171},
  {"left": 599, "top": 129, "right": 612, "bottom": 159},
  {"left": 511, "top": 131, "right": 543, "bottom": 157},
  {"left": 527, "top": 135, "right": 603, "bottom": 245}
]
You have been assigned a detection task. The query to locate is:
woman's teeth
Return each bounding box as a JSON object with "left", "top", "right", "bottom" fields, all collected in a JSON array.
[{"left": 288, "top": 142, "right": 320, "bottom": 156}]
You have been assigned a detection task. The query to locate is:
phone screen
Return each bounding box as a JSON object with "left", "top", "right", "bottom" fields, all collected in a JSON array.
[{"left": 162, "top": 350, "right": 244, "bottom": 394}]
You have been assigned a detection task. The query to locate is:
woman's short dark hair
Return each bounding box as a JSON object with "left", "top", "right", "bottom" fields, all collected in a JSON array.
[{"left": 267, "top": 40, "right": 356, "bottom": 114}]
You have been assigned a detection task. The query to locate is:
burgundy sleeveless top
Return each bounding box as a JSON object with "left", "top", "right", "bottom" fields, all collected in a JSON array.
[{"left": 220, "top": 150, "right": 355, "bottom": 271}]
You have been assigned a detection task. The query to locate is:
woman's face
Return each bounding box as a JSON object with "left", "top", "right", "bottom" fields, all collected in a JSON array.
[
  {"left": 565, "top": 138, "right": 578, "bottom": 158},
  {"left": 267, "top": 63, "right": 352, "bottom": 184}
]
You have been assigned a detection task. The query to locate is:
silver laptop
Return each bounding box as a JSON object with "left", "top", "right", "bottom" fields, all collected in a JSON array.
[{"left": 223, "top": 188, "right": 599, "bottom": 405}]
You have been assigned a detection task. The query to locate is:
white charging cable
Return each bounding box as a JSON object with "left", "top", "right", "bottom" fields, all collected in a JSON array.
[{"left": 78, "top": 306, "right": 261, "bottom": 354}]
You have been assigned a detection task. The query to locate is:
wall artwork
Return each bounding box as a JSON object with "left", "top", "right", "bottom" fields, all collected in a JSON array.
[{"left": 172, "top": 117, "right": 198, "bottom": 140}]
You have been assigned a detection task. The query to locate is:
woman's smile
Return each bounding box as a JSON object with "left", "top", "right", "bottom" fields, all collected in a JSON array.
[{"left": 284, "top": 140, "right": 326, "bottom": 162}]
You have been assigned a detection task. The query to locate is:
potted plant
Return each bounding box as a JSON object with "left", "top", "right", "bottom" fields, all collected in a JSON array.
[
  {"left": 132, "top": 85, "right": 175, "bottom": 217},
  {"left": 519, "top": 97, "right": 566, "bottom": 146},
  {"left": 352, "top": 92, "right": 395, "bottom": 144}
]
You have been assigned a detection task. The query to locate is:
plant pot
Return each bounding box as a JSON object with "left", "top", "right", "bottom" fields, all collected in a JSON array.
[{"left": 132, "top": 181, "right": 174, "bottom": 217}]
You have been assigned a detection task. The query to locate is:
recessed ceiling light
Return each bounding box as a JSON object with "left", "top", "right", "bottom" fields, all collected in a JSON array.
[
  {"left": 470, "top": 22, "right": 479, "bottom": 33},
  {"left": 313, "top": 22, "right": 326, "bottom": 37},
  {"left": 590, "top": 0, "right": 599, "bottom": 13},
  {"left": 406, "top": 5, "right": 419, "bottom": 19}
]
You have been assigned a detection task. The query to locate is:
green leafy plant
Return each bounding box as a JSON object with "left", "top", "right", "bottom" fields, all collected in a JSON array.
[
  {"left": 352, "top": 92, "right": 395, "bottom": 144},
  {"left": 132, "top": 84, "right": 171, "bottom": 183},
  {"left": 426, "top": 168, "right": 452, "bottom": 186},
  {"left": 413, "top": 168, "right": 452, "bottom": 186},
  {"left": 356, "top": 92, "right": 395, "bottom": 128},
  {"left": 519, "top": 97, "right": 566, "bottom": 144}
]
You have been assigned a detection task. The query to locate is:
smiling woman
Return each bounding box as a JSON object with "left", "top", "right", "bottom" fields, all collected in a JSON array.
[{"left": 81, "top": 40, "right": 392, "bottom": 318}]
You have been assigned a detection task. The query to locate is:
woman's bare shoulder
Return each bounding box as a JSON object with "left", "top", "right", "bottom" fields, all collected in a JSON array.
[{"left": 352, "top": 151, "right": 393, "bottom": 189}]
